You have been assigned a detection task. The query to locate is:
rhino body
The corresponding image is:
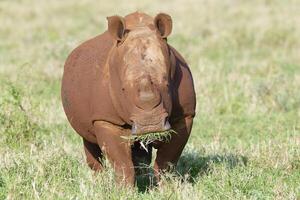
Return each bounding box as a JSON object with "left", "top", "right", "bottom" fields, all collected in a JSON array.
[{"left": 61, "top": 12, "right": 196, "bottom": 185}]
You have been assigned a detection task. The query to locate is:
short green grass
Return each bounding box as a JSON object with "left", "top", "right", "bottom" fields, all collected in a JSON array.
[{"left": 1, "top": 0, "right": 300, "bottom": 199}]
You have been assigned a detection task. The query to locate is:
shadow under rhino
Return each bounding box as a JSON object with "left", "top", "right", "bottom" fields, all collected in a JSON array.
[{"left": 135, "top": 151, "right": 248, "bottom": 192}]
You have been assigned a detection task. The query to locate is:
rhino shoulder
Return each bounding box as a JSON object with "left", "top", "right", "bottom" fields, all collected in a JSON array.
[
  {"left": 168, "top": 45, "right": 196, "bottom": 119},
  {"left": 64, "top": 31, "right": 114, "bottom": 70}
]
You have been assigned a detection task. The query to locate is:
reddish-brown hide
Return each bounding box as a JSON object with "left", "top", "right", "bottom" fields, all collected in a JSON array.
[{"left": 61, "top": 12, "right": 196, "bottom": 186}]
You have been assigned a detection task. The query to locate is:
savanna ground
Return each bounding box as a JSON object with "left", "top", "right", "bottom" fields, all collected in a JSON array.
[{"left": 0, "top": 0, "right": 300, "bottom": 199}]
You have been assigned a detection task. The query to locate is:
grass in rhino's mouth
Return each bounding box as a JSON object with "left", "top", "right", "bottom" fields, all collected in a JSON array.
[{"left": 121, "top": 129, "right": 177, "bottom": 146}]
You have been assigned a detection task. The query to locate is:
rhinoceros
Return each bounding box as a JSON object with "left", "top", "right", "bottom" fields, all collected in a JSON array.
[{"left": 61, "top": 11, "right": 196, "bottom": 186}]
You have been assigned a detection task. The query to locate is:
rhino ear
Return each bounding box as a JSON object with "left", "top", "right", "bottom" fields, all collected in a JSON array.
[
  {"left": 154, "top": 13, "right": 173, "bottom": 38},
  {"left": 107, "top": 15, "right": 126, "bottom": 41}
]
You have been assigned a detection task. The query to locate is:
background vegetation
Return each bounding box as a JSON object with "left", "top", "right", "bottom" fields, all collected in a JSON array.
[{"left": 0, "top": 0, "right": 299, "bottom": 199}]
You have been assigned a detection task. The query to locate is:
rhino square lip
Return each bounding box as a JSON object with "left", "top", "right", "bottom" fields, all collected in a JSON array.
[
  {"left": 131, "top": 121, "right": 171, "bottom": 135},
  {"left": 130, "top": 112, "right": 170, "bottom": 135}
]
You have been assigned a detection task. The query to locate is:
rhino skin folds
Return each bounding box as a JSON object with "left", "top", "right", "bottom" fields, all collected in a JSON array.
[{"left": 61, "top": 11, "right": 196, "bottom": 186}]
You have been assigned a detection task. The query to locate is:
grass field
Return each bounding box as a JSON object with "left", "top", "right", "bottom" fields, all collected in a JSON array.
[{"left": 1, "top": 0, "right": 300, "bottom": 199}]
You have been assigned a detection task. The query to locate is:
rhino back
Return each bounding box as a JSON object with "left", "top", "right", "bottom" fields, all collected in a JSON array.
[{"left": 61, "top": 32, "right": 122, "bottom": 142}]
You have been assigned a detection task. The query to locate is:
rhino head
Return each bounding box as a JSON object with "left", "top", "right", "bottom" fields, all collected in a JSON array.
[{"left": 106, "top": 12, "right": 175, "bottom": 135}]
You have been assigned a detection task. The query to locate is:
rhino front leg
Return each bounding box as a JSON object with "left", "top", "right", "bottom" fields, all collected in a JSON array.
[
  {"left": 83, "top": 138, "right": 103, "bottom": 171},
  {"left": 93, "top": 121, "right": 135, "bottom": 186},
  {"left": 154, "top": 116, "right": 194, "bottom": 179}
]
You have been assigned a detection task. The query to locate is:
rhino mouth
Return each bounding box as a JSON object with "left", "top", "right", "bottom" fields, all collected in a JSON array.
[{"left": 130, "top": 112, "right": 170, "bottom": 135}]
